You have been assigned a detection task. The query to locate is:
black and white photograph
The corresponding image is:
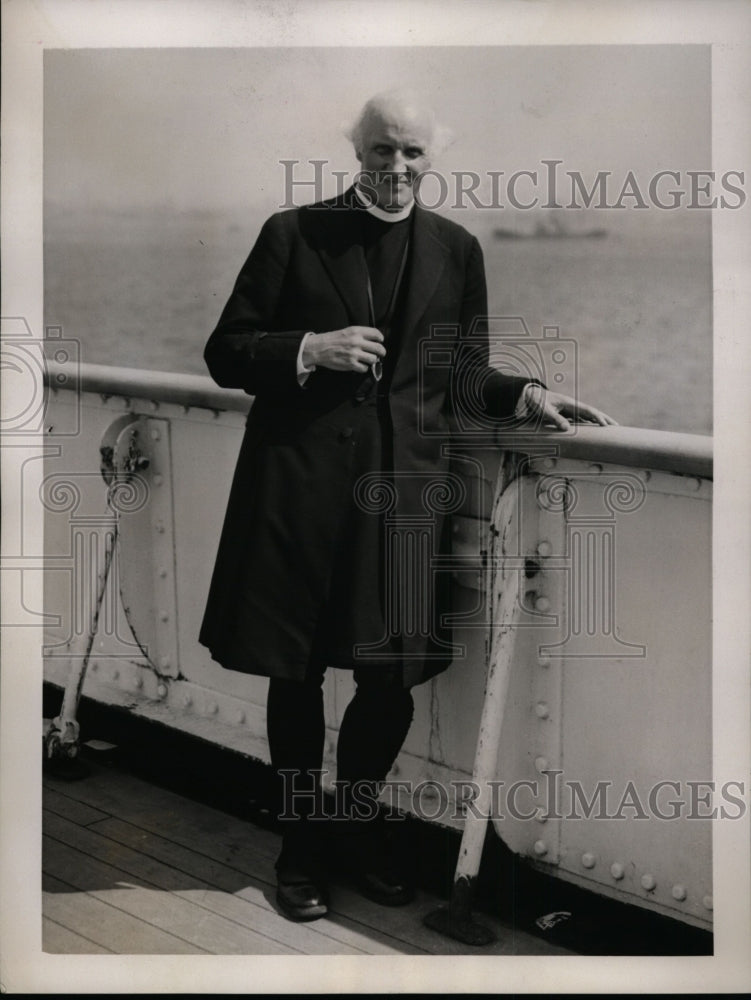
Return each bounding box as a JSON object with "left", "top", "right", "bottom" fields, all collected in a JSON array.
[{"left": 1, "top": 0, "right": 750, "bottom": 993}]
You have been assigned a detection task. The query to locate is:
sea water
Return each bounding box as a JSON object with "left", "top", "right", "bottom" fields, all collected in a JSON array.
[{"left": 44, "top": 205, "right": 712, "bottom": 434}]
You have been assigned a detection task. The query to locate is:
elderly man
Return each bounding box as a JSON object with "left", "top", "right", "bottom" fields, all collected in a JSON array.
[{"left": 199, "top": 90, "right": 613, "bottom": 922}]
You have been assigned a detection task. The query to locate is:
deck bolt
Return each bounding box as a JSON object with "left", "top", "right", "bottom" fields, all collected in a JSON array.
[
  {"left": 582, "top": 852, "right": 596, "bottom": 869},
  {"left": 641, "top": 873, "right": 656, "bottom": 891},
  {"left": 671, "top": 884, "right": 687, "bottom": 902},
  {"left": 535, "top": 701, "right": 549, "bottom": 719},
  {"left": 610, "top": 862, "right": 625, "bottom": 880},
  {"left": 533, "top": 840, "right": 547, "bottom": 856}
]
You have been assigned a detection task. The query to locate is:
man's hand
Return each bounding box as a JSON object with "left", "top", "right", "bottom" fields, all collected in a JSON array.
[
  {"left": 303, "top": 326, "right": 386, "bottom": 373},
  {"left": 518, "top": 383, "right": 617, "bottom": 432}
]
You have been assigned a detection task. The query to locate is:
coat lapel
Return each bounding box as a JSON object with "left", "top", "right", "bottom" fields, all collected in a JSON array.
[
  {"left": 391, "top": 205, "right": 451, "bottom": 389},
  {"left": 311, "top": 190, "right": 371, "bottom": 325}
]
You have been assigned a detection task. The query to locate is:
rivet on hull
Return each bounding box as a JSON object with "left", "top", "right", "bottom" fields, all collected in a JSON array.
[
  {"left": 535, "top": 596, "right": 551, "bottom": 613},
  {"left": 641, "top": 873, "right": 656, "bottom": 891},
  {"left": 610, "top": 862, "right": 625, "bottom": 880},
  {"left": 671, "top": 884, "right": 687, "bottom": 902},
  {"left": 534, "top": 756, "right": 549, "bottom": 773},
  {"left": 535, "top": 702, "right": 549, "bottom": 719},
  {"left": 156, "top": 684, "right": 167, "bottom": 699},
  {"left": 536, "top": 540, "right": 552, "bottom": 558},
  {"left": 533, "top": 840, "right": 547, "bottom": 856},
  {"left": 581, "top": 852, "right": 596, "bottom": 869}
]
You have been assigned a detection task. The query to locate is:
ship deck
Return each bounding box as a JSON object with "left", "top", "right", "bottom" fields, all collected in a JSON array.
[{"left": 42, "top": 755, "right": 571, "bottom": 957}]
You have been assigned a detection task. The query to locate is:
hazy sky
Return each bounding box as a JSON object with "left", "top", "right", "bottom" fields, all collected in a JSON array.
[{"left": 44, "top": 45, "right": 710, "bottom": 215}]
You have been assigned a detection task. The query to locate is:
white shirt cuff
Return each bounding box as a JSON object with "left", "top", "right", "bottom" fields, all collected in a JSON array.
[
  {"left": 515, "top": 382, "right": 535, "bottom": 419},
  {"left": 297, "top": 332, "right": 316, "bottom": 386}
]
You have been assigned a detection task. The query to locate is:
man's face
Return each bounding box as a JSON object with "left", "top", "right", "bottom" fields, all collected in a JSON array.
[{"left": 356, "top": 110, "right": 432, "bottom": 211}]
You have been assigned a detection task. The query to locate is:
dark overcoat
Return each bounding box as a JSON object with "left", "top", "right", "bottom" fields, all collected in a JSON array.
[{"left": 198, "top": 188, "right": 531, "bottom": 687}]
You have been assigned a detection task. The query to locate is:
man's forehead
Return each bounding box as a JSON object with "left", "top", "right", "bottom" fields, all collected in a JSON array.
[{"left": 364, "top": 108, "right": 434, "bottom": 143}]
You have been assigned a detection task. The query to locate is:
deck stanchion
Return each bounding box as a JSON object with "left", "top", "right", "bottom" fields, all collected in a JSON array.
[
  {"left": 44, "top": 413, "right": 148, "bottom": 773},
  {"left": 44, "top": 524, "right": 117, "bottom": 774},
  {"left": 424, "top": 476, "right": 522, "bottom": 945}
]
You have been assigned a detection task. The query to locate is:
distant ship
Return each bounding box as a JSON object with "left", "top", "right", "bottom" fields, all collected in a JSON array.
[{"left": 494, "top": 216, "right": 608, "bottom": 240}]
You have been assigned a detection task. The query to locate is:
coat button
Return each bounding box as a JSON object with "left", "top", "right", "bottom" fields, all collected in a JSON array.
[{"left": 339, "top": 427, "right": 353, "bottom": 441}]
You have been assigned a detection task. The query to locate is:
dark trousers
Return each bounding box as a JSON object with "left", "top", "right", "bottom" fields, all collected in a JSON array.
[{"left": 266, "top": 661, "right": 415, "bottom": 868}]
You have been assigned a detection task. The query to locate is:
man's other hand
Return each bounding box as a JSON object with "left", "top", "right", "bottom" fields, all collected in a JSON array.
[
  {"left": 303, "top": 327, "right": 386, "bottom": 373},
  {"left": 518, "top": 383, "right": 618, "bottom": 432}
]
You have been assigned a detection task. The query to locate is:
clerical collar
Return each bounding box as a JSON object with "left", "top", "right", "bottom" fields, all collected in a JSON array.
[{"left": 353, "top": 185, "right": 415, "bottom": 223}]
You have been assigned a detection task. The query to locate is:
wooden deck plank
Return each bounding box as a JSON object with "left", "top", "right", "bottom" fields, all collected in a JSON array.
[
  {"left": 42, "top": 870, "right": 205, "bottom": 954},
  {"left": 43, "top": 834, "right": 296, "bottom": 955},
  {"left": 44, "top": 764, "right": 568, "bottom": 956},
  {"left": 43, "top": 784, "right": 112, "bottom": 826},
  {"left": 89, "top": 817, "right": 413, "bottom": 956},
  {"left": 43, "top": 916, "right": 114, "bottom": 954},
  {"left": 45, "top": 810, "right": 392, "bottom": 955},
  {"left": 45, "top": 774, "right": 431, "bottom": 952}
]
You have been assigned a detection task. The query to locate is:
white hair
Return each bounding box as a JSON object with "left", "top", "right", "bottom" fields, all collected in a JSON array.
[{"left": 345, "top": 89, "right": 453, "bottom": 157}]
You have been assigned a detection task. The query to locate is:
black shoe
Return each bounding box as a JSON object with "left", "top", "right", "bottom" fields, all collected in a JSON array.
[
  {"left": 275, "top": 861, "right": 330, "bottom": 922},
  {"left": 356, "top": 862, "right": 416, "bottom": 907},
  {"left": 334, "top": 821, "right": 416, "bottom": 907}
]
